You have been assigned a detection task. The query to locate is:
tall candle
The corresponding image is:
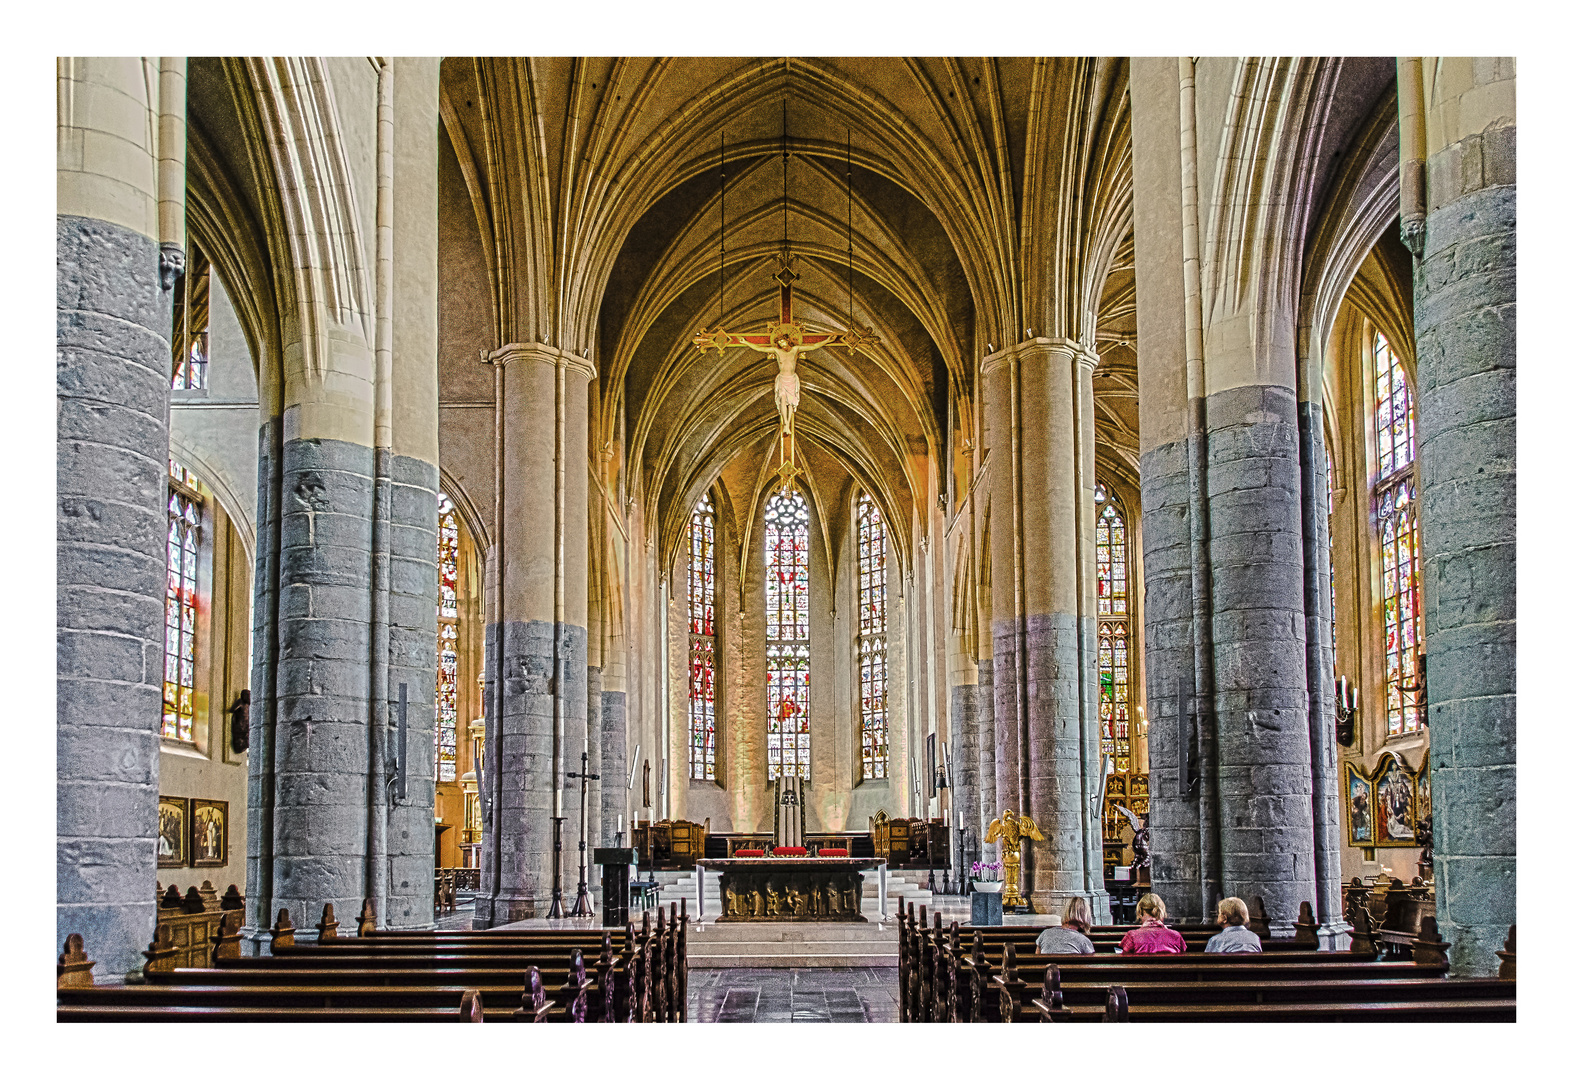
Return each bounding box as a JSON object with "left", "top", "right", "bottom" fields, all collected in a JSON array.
[
  {"left": 553, "top": 787, "right": 562, "bottom": 818},
  {"left": 617, "top": 815, "right": 624, "bottom": 834}
]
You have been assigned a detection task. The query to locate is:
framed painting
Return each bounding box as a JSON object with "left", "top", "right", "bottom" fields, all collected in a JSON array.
[
  {"left": 158, "top": 796, "right": 188, "bottom": 868},
  {"left": 1372, "top": 753, "right": 1417, "bottom": 846},
  {"left": 190, "top": 798, "right": 228, "bottom": 867},
  {"left": 1344, "top": 762, "right": 1373, "bottom": 847}
]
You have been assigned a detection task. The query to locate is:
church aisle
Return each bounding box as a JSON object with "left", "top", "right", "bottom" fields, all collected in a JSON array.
[{"left": 687, "top": 966, "right": 897, "bottom": 1022}]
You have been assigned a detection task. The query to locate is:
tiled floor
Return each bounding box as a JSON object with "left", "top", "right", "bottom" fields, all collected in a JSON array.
[{"left": 687, "top": 967, "right": 898, "bottom": 1023}]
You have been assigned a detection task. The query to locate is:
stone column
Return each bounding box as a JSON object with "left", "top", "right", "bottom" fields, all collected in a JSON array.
[
  {"left": 984, "top": 339, "right": 1097, "bottom": 913},
  {"left": 1409, "top": 58, "right": 1515, "bottom": 976},
  {"left": 949, "top": 653, "right": 981, "bottom": 875},
  {"left": 477, "top": 345, "right": 592, "bottom": 926},
  {"left": 1131, "top": 56, "right": 1207, "bottom": 921},
  {"left": 57, "top": 57, "right": 169, "bottom": 976},
  {"left": 1207, "top": 382, "right": 1318, "bottom": 930},
  {"left": 975, "top": 655, "right": 996, "bottom": 858},
  {"left": 383, "top": 56, "right": 442, "bottom": 928},
  {"left": 1073, "top": 347, "right": 1111, "bottom": 921}
]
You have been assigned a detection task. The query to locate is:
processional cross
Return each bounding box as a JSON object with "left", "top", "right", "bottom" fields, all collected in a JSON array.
[{"left": 693, "top": 248, "right": 878, "bottom": 473}]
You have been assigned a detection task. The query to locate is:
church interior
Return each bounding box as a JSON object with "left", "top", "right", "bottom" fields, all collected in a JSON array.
[{"left": 55, "top": 53, "right": 1517, "bottom": 1023}]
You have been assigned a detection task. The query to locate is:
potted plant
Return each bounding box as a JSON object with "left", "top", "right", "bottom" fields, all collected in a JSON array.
[{"left": 971, "top": 861, "right": 1004, "bottom": 893}]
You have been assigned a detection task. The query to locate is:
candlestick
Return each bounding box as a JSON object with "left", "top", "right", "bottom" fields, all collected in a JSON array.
[{"left": 617, "top": 814, "right": 624, "bottom": 834}]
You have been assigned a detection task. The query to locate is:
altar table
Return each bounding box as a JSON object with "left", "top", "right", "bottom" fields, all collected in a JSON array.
[{"left": 697, "top": 858, "right": 887, "bottom": 922}]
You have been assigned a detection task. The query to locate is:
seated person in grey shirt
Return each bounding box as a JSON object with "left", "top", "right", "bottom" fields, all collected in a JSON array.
[
  {"left": 1204, "top": 896, "right": 1263, "bottom": 953},
  {"left": 1036, "top": 897, "right": 1096, "bottom": 954}
]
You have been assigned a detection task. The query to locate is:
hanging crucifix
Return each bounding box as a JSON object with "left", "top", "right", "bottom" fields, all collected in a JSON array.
[
  {"left": 694, "top": 250, "right": 878, "bottom": 472},
  {"left": 693, "top": 105, "right": 877, "bottom": 476}
]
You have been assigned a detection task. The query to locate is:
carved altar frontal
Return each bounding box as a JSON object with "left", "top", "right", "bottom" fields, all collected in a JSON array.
[{"left": 699, "top": 858, "right": 882, "bottom": 922}]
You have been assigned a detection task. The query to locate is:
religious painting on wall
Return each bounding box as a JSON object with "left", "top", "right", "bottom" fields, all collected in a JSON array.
[
  {"left": 191, "top": 799, "right": 228, "bottom": 867},
  {"left": 158, "top": 796, "right": 188, "bottom": 868},
  {"left": 1344, "top": 763, "right": 1373, "bottom": 846},
  {"left": 1371, "top": 753, "right": 1417, "bottom": 846}
]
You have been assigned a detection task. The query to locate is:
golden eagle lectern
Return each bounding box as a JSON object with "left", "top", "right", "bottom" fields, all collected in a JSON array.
[{"left": 984, "top": 808, "right": 1045, "bottom": 910}]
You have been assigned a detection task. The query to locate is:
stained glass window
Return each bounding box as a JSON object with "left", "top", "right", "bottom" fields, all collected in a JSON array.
[
  {"left": 435, "top": 494, "right": 459, "bottom": 781},
  {"left": 1378, "top": 478, "right": 1422, "bottom": 735},
  {"left": 688, "top": 493, "right": 717, "bottom": 780},
  {"left": 1328, "top": 467, "right": 1337, "bottom": 669},
  {"left": 163, "top": 460, "right": 202, "bottom": 742},
  {"left": 765, "top": 487, "right": 811, "bottom": 780},
  {"left": 1372, "top": 331, "right": 1422, "bottom": 736},
  {"left": 1374, "top": 332, "right": 1415, "bottom": 480},
  {"left": 1095, "top": 486, "right": 1127, "bottom": 616},
  {"left": 856, "top": 492, "right": 889, "bottom": 780},
  {"left": 1098, "top": 622, "right": 1131, "bottom": 772},
  {"left": 1095, "top": 484, "right": 1134, "bottom": 773}
]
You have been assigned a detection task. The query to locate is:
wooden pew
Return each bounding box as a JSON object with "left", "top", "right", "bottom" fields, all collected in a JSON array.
[{"left": 60, "top": 898, "right": 687, "bottom": 1024}]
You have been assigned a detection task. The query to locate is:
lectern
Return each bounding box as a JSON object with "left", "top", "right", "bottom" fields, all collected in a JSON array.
[{"left": 594, "top": 847, "right": 637, "bottom": 928}]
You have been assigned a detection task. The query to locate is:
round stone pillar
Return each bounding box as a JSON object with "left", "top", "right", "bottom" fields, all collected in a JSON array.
[
  {"left": 1412, "top": 58, "right": 1516, "bottom": 976},
  {"left": 478, "top": 344, "right": 592, "bottom": 926},
  {"left": 57, "top": 57, "right": 169, "bottom": 976}
]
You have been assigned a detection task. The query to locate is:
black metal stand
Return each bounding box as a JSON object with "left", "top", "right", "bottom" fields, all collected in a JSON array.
[
  {"left": 566, "top": 750, "right": 600, "bottom": 918},
  {"left": 547, "top": 816, "right": 566, "bottom": 919}
]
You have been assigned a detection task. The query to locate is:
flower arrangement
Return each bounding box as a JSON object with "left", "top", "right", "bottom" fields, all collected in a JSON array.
[{"left": 970, "top": 860, "right": 1002, "bottom": 883}]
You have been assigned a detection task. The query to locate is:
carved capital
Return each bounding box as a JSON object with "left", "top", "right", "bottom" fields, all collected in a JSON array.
[{"left": 486, "top": 342, "right": 598, "bottom": 381}]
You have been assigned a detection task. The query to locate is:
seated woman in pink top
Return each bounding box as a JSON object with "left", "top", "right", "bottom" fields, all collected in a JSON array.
[{"left": 1117, "top": 893, "right": 1188, "bottom": 954}]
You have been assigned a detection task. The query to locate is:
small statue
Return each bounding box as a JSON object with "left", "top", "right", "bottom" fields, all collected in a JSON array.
[
  {"left": 984, "top": 809, "right": 1045, "bottom": 909},
  {"left": 1113, "top": 804, "right": 1151, "bottom": 871},
  {"left": 1415, "top": 813, "right": 1433, "bottom": 876}
]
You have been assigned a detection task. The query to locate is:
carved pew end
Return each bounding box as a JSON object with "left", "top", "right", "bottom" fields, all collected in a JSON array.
[
  {"left": 58, "top": 934, "right": 96, "bottom": 988},
  {"left": 460, "top": 988, "right": 485, "bottom": 1022},
  {"left": 1294, "top": 900, "right": 1321, "bottom": 946},
  {"left": 316, "top": 902, "right": 339, "bottom": 941},
  {"left": 1497, "top": 924, "right": 1516, "bottom": 981},
  {"left": 269, "top": 907, "right": 295, "bottom": 951},
  {"left": 1412, "top": 915, "right": 1451, "bottom": 969},
  {"left": 1104, "top": 985, "right": 1129, "bottom": 1023},
  {"left": 357, "top": 897, "right": 377, "bottom": 936}
]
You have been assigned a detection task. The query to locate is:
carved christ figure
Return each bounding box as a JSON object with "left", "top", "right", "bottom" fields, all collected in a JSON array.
[{"left": 693, "top": 251, "right": 878, "bottom": 466}]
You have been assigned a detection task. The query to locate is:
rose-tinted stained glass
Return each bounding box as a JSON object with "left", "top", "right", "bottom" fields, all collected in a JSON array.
[
  {"left": 163, "top": 462, "right": 202, "bottom": 741},
  {"left": 435, "top": 494, "right": 459, "bottom": 781},
  {"left": 688, "top": 494, "right": 717, "bottom": 780},
  {"left": 857, "top": 492, "right": 889, "bottom": 780},
  {"left": 1096, "top": 488, "right": 1127, "bottom": 616},
  {"left": 765, "top": 488, "right": 810, "bottom": 780},
  {"left": 1379, "top": 478, "right": 1422, "bottom": 735}
]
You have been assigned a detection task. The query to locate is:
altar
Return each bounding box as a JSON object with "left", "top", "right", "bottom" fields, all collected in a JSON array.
[{"left": 697, "top": 857, "right": 887, "bottom": 922}]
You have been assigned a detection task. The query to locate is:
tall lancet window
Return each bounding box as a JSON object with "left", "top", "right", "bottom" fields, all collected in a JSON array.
[
  {"left": 688, "top": 492, "right": 718, "bottom": 780},
  {"left": 163, "top": 460, "right": 203, "bottom": 742},
  {"left": 765, "top": 487, "right": 811, "bottom": 780},
  {"left": 1373, "top": 331, "right": 1422, "bottom": 735},
  {"left": 1095, "top": 485, "right": 1132, "bottom": 772},
  {"left": 435, "top": 494, "right": 459, "bottom": 781},
  {"left": 856, "top": 492, "right": 889, "bottom": 780}
]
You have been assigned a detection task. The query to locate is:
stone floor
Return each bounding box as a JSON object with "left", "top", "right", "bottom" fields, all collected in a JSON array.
[{"left": 687, "top": 966, "right": 898, "bottom": 1023}]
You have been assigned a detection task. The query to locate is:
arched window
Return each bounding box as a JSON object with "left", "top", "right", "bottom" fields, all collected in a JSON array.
[
  {"left": 435, "top": 494, "right": 459, "bottom": 781},
  {"left": 688, "top": 493, "right": 717, "bottom": 780},
  {"left": 765, "top": 487, "right": 811, "bottom": 780},
  {"left": 163, "top": 460, "right": 203, "bottom": 742},
  {"left": 170, "top": 244, "right": 209, "bottom": 390},
  {"left": 1095, "top": 485, "right": 1131, "bottom": 772},
  {"left": 856, "top": 492, "right": 889, "bottom": 780},
  {"left": 1372, "top": 332, "right": 1422, "bottom": 735}
]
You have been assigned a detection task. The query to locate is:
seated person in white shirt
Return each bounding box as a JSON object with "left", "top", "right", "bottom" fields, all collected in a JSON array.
[
  {"left": 1204, "top": 896, "right": 1263, "bottom": 953},
  {"left": 1035, "top": 897, "right": 1096, "bottom": 954}
]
